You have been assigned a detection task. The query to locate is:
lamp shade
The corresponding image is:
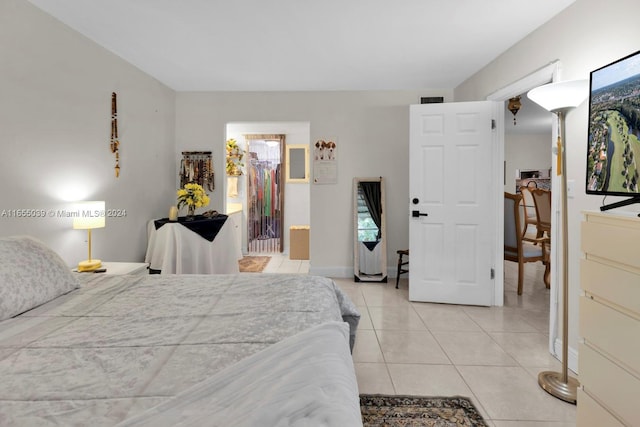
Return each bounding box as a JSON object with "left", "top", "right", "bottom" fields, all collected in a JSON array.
[
  {"left": 72, "top": 201, "right": 106, "bottom": 230},
  {"left": 527, "top": 79, "right": 589, "bottom": 113}
]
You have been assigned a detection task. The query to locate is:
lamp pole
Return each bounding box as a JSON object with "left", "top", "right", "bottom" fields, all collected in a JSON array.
[
  {"left": 536, "top": 108, "right": 579, "bottom": 404},
  {"left": 527, "top": 79, "right": 588, "bottom": 404}
]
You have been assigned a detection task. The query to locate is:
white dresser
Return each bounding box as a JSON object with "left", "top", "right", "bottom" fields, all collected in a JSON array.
[{"left": 578, "top": 211, "right": 640, "bottom": 427}]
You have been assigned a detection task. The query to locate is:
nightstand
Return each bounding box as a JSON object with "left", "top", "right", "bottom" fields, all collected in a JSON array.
[{"left": 99, "top": 262, "right": 149, "bottom": 275}]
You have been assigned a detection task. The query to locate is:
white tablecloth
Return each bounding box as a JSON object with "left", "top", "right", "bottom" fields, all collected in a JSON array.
[{"left": 145, "top": 212, "right": 243, "bottom": 274}]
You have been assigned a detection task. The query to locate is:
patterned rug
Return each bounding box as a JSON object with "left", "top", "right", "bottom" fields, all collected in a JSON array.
[
  {"left": 238, "top": 256, "right": 271, "bottom": 273},
  {"left": 360, "top": 395, "right": 488, "bottom": 427}
]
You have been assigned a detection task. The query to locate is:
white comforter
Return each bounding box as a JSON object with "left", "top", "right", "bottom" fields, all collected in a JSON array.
[
  {"left": 120, "top": 322, "right": 362, "bottom": 427},
  {"left": 0, "top": 273, "right": 360, "bottom": 426}
]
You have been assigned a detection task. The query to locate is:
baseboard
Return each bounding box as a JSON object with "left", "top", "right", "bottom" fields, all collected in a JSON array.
[
  {"left": 308, "top": 266, "right": 400, "bottom": 279},
  {"left": 308, "top": 266, "right": 352, "bottom": 278},
  {"left": 553, "top": 338, "right": 579, "bottom": 375}
]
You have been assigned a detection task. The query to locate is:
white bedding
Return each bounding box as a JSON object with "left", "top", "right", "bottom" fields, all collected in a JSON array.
[
  {"left": 0, "top": 273, "right": 361, "bottom": 426},
  {"left": 119, "top": 322, "right": 362, "bottom": 427}
]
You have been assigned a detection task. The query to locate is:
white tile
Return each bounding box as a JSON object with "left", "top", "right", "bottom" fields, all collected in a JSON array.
[
  {"left": 457, "top": 365, "right": 576, "bottom": 422},
  {"left": 355, "top": 306, "right": 374, "bottom": 330},
  {"left": 376, "top": 330, "right": 450, "bottom": 364},
  {"left": 432, "top": 331, "right": 518, "bottom": 366},
  {"left": 354, "top": 363, "right": 395, "bottom": 395},
  {"left": 462, "top": 306, "right": 539, "bottom": 333},
  {"left": 489, "top": 332, "right": 562, "bottom": 368},
  {"left": 361, "top": 284, "right": 411, "bottom": 307},
  {"left": 387, "top": 363, "right": 471, "bottom": 396},
  {"left": 352, "top": 330, "right": 385, "bottom": 363},
  {"left": 367, "top": 306, "right": 427, "bottom": 331},
  {"left": 413, "top": 303, "right": 483, "bottom": 332}
]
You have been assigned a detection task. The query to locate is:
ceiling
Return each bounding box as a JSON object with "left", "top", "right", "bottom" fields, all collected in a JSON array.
[{"left": 28, "top": 0, "right": 575, "bottom": 93}]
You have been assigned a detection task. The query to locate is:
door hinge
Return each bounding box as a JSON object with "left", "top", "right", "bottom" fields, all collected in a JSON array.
[
  {"left": 491, "top": 119, "right": 496, "bottom": 130},
  {"left": 490, "top": 268, "right": 495, "bottom": 279}
]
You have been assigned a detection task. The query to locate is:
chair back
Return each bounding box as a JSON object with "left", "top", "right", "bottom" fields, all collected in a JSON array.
[
  {"left": 519, "top": 186, "right": 536, "bottom": 221},
  {"left": 531, "top": 188, "right": 551, "bottom": 232},
  {"left": 504, "top": 192, "right": 523, "bottom": 254}
]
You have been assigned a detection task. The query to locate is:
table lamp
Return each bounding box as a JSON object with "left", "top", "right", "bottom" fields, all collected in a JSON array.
[
  {"left": 527, "top": 79, "right": 589, "bottom": 404},
  {"left": 73, "top": 201, "right": 106, "bottom": 272}
]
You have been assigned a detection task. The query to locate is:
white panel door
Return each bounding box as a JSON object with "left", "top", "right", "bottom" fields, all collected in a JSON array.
[{"left": 409, "top": 101, "right": 495, "bottom": 306}]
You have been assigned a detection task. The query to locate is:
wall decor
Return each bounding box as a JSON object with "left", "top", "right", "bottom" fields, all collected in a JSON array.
[
  {"left": 110, "top": 92, "right": 120, "bottom": 177},
  {"left": 313, "top": 138, "right": 337, "bottom": 184},
  {"left": 180, "top": 151, "right": 214, "bottom": 191}
]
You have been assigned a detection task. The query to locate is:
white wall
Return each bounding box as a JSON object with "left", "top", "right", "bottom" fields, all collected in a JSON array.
[
  {"left": 175, "top": 90, "right": 452, "bottom": 276},
  {"left": 0, "top": 0, "right": 176, "bottom": 266},
  {"left": 455, "top": 0, "right": 640, "bottom": 367},
  {"left": 504, "top": 133, "right": 552, "bottom": 193}
]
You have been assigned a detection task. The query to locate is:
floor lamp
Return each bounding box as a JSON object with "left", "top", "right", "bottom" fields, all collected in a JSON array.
[{"left": 527, "top": 79, "right": 589, "bottom": 404}]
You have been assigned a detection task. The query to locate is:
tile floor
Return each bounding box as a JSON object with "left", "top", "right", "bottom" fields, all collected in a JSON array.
[{"left": 262, "top": 253, "right": 577, "bottom": 426}]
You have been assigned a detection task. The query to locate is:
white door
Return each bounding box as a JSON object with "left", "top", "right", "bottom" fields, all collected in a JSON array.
[{"left": 409, "top": 101, "right": 496, "bottom": 305}]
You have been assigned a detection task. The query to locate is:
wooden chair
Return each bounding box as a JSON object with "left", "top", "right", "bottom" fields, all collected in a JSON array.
[
  {"left": 519, "top": 185, "right": 538, "bottom": 240},
  {"left": 504, "top": 192, "right": 549, "bottom": 295},
  {"left": 530, "top": 188, "right": 551, "bottom": 240},
  {"left": 395, "top": 249, "right": 409, "bottom": 289}
]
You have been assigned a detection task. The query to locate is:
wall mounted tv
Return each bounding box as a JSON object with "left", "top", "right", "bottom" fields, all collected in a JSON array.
[{"left": 586, "top": 49, "right": 640, "bottom": 211}]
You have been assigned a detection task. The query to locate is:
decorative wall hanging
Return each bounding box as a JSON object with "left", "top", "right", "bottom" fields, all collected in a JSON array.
[
  {"left": 180, "top": 151, "right": 214, "bottom": 191},
  {"left": 508, "top": 95, "right": 522, "bottom": 126},
  {"left": 313, "top": 138, "right": 338, "bottom": 184},
  {"left": 110, "top": 92, "right": 120, "bottom": 177}
]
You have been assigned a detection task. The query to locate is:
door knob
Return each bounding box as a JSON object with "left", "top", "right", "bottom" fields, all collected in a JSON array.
[
  {"left": 412, "top": 198, "right": 419, "bottom": 205},
  {"left": 412, "top": 210, "right": 428, "bottom": 218}
]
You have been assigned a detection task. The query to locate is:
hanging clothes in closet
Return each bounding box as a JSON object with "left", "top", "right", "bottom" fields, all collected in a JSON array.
[{"left": 245, "top": 135, "right": 285, "bottom": 253}]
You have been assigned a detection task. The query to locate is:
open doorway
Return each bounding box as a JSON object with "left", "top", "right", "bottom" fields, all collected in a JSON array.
[
  {"left": 488, "top": 61, "right": 562, "bottom": 358},
  {"left": 225, "top": 122, "right": 311, "bottom": 258}
]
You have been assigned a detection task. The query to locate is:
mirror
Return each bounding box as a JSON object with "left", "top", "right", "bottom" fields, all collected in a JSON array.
[
  {"left": 286, "top": 144, "right": 309, "bottom": 183},
  {"left": 353, "top": 177, "right": 387, "bottom": 282}
]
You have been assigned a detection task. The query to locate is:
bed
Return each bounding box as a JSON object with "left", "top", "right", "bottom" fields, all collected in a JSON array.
[{"left": 0, "top": 236, "right": 362, "bottom": 426}]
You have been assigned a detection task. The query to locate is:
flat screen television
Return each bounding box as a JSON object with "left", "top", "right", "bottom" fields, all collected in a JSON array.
[{"left": 586, "top": 49, "right": 640, "bottom": 211}]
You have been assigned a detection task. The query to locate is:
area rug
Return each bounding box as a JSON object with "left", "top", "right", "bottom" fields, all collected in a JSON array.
[
  {"left": 238, "top": 256, "right": 271, "bottom": 273},
  {"left": 360, "top": 394, "right": 488, "bottom": 427}
]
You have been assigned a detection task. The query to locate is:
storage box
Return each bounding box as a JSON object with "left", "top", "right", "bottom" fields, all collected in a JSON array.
[{"left": 290, "top": 226, "right": 310, "bottom": 260}]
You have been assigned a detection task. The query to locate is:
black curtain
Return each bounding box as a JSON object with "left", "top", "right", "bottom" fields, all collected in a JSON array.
[{"left": 359, "top": 181, "right": 382, "bottom": 240}]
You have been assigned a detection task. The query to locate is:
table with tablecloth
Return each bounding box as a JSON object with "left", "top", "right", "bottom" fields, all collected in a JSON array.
[{"left": 145, "top": 212, "right": 243, "bottom": 274}]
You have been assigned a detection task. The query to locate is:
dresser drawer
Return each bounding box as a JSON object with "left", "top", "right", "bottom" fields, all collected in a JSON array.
[
  {"left": 580, "top": 296, "right": 640, "bottom": 376},
  {"left": 579, "top": 343, "right": 640, "bottom": 426},
  {"left": 581, "top": 216, "right": 640, "bottom": 271},
  {"left": 581, "top": 258, "right": 640, "bottom": 315},
  {"left": 577, "top": 389, "right": 624, "bottom": 427}
]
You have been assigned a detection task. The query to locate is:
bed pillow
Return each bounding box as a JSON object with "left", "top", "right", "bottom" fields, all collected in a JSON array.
[{"left": 0, "top": 236, "right": 79, "bottom": 321}]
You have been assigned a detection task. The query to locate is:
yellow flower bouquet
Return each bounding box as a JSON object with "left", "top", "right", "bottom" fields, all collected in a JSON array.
[
  {"left": 177, "top": 183, "right": 210, "bottom": 217},
  {"left": 226, "top": 138, "right": 245, "bottom": 176}
]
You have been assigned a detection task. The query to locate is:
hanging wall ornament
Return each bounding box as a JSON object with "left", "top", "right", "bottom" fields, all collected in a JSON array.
[
  {"left": 110, "top": 92, "right": 120, "bottom": 177},
  {"left": 508, "top": 96, "right": 521, "bottom": 126},
  {"left": 180, "top": 151, "right": 214, "bottom": 191}
]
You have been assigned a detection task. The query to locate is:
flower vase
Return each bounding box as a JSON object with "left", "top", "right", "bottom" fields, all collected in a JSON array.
[
  {"left": 186, "top": 206, "right": 196, "bottom": 220},
  {"left": 227, "top": 175, "right": 239, "bottom": 198}
]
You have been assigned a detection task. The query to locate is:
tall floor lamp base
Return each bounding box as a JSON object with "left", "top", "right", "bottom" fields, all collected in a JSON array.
[{"left": 538, "top": 371, "right": 579, "bottom": 404}]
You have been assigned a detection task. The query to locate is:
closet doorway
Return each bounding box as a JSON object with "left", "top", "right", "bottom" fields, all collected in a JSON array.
[
  {"left": 225, "top": 122, "right": 311, "bottom": 258},
  {"left": 245, "top": 134, "right": 285, "bottom": 253}
]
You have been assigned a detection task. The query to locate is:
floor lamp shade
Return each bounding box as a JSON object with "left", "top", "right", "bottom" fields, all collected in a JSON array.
[
  {"left": 527, "top": 80, "right": 588, "bottom": 404},
  {"left": 527, "top": 79, "right": 589, "bottom": 113},
  {"left": 73, "top": 201, "right": 105, "bottom": 272}
]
